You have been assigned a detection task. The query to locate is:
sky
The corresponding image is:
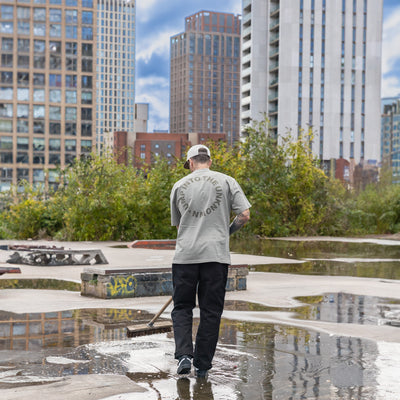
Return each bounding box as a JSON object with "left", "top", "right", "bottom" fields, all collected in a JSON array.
[{"left": 135, "top": 0, "right": 400, "bottom": 132}]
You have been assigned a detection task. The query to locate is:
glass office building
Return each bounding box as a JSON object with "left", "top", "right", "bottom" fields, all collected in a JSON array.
[{"left": 170, "top": 11, "right": 241, "bottom": 145}]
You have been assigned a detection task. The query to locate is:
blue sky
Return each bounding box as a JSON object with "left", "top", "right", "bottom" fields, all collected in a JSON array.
[{"left": 135, "top": 0, "right": 400, "bottom": 132}]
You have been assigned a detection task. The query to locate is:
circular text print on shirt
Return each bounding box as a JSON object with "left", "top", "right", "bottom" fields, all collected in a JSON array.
[{"left": 177, "top": 175, "right": 223, "bottom": 218}]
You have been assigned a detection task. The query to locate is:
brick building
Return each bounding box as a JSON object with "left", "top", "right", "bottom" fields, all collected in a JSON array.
[{"left": 113, "top": 131, "right": 226, "bottom": 167}]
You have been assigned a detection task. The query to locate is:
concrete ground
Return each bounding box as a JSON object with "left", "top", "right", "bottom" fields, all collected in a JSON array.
[{"left": 1, "top": 238, "right": 400, "bottom": 399}]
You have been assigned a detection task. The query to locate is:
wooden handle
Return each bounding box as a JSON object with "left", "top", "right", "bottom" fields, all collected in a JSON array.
[{"left": 148, "top": 296, "right": 173, "bottom": 327}]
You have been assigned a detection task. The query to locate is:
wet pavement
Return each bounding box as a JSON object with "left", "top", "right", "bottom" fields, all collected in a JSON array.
[
  {"left": 0, "top": 237, "right": 400, "bottom": 399},
  {"left": 1, "top": 316, "right": 399, "bottom": 399}
]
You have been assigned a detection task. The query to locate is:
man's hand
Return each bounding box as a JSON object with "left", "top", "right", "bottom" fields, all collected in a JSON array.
[{"left": 229, "top": 209, "right": 250, "bottom": 235}]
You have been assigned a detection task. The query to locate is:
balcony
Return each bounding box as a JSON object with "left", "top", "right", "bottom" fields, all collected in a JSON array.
[
  {"left": 269, "top": 117, "right": 278, "bottom": 129},
  {"left": 243, "top": 0, "right": 252, "bottom": 10},
  {"left": 270, "top": 18, "right": 280, "bottom": 31},
  {"left": 268, "top": 105, "right": 278, "bottom": 115},
  {"left": 241, "top": 81, "right": 251, "bottom": 94},
  {"left": 269, "top": 77, "right": 279, "bottom": 87},
  {"left": 242, "top": 52, "right": 251, "bottom": 66},
  {"left": 270, "top": 4, "right": 280, "bottom": 17},
  {"left": 269, "top": 32, "right": 279, "bottom": 44},
  {"left": 269, "top": 47, "right": 279, "bottom": 58},
  {"left": 242, "top": 95, "right": 251, "bottom": 106},
  {"left": 269, "top": 60, "right": 279, "bottom": 71},
  {"left": 243, "top": 25, "right": 251, "bottom": 39},
  {"left": 242, "top": 38, "right": 252, "bottom": 51},
  {"left": 242, "top": 12, "right": 251, "bottom": 26},
  {"left": 242, "top": 109, "right": 251, "bottom": 121},
  {"left": 268, "top": 91, "right": 278, "bottom": 101}
]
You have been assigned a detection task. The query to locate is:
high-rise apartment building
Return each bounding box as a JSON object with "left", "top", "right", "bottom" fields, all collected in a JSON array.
[
  {"left": 382, "top": 99, "right": 400, "bottom": 183},
  {"left": 241, "top": 0, "right": 383, "bottom": 167},
  {"left": 96, "top": 0, "right": 135, "bottom": 151},
  {"left": 170, "top": 11, "right": 241, "bottom": 144},
  {"left": 0, "top": 0, "right": 136, "bottom": 191}
]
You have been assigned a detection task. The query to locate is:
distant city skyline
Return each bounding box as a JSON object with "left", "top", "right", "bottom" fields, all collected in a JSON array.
[{"left": 136, "top": 0, "right": 400, "bottom": 132}]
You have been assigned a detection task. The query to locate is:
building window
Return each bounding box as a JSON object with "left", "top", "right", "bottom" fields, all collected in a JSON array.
[
  {"left": 65, "top": 139, "right": 76, "bottom": 152},
  {"left": 32, "top": 119, "right": 44, "bottom": 134},
  {"left": 66, "top": 90, "right": 77, "bottom": 104},
  {"left": 50, "top": 122, "right": 61, "bottom": 135},
  {"left": 81, "top": 140, "right": 92, "bottom": 153},
  {"left": 65, "top": 123, "right": 77, "bottom": 136}
]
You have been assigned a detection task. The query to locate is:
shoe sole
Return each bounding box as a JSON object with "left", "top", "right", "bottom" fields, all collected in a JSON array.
[
  {"left": 177, "top": 359, "right": 191, "bottom": 375},
  {"left": 177, "top": 367, "right": 191, "bottom": 375}
]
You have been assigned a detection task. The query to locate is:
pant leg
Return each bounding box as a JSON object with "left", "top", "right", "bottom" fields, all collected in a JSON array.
[
  {"left": 193, "top": 262, "right": 228, "bottom": 371},
  {"left": 171, "top": 263, "right": 199, "bottom": 360}
]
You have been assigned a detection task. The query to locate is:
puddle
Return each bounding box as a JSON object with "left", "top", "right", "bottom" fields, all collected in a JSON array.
[
  {"left": 294, "top": 293, "right": 400, "bottom": 327},
  {"left": 251, "top": 260, "right": 400, "bottom": 279},
  {"left": 225, "top": 295, "right": 400, "bottom": 328},
  {"left": 1, "top": 296, "right": 398, "bottom": 355},
  {"left": 0, "top": 279, "right": 81, "bottom": 291},
  {"left": 231, "top": 237, "right": 400, "bottom": 260},
  {"left": 0, "top": 301, "right": 399, "bottom": 398},
  {"left": 0, "top": 308, "right": 165, "bottom": 352},
  {"left": 1, "top": 315, "right": 399, "bottom": 399},
  {"left": 229, "top": 237, "right": 400, "bottom": 280}
]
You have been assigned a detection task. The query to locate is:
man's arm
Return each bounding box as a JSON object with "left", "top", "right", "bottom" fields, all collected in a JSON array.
[{"left": 229, "top": 209, "right": 250, "bottom": 235}]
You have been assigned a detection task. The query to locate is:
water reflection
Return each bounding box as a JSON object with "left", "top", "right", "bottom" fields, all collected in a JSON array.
[
  {"left": 231, "top": 237, "right": 400, "bottom": 260},
  {"left": 218, "top": 320, "right": 380, "bottom": 399},
  {"left": 176, "top": 378, "right": 215, "bottom": 400},
  {"left": 295, "top": 293, "right": 400, "bottom": 326},
  {"left": 251, "top": 260, "right": 400, "bottom": 279},
  {"left": 225, "top": 294, "right": 400, "bottom": 327},
  {"left": 0, "top": 278, "right": 81, "bottom": 291},
  {"left": 0, "top": 307, "right": 399, "bottom": 399},
  {"left": 230, "top": 237, "right": 400, "bottom": 279},
  {"left": 0, "top": 308, "right": 162, "bottom": 351}
]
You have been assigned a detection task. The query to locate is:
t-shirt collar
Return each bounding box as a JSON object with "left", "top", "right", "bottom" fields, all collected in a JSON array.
[{"left": 191, "top": 168, "right": 210, "bottom": 174}]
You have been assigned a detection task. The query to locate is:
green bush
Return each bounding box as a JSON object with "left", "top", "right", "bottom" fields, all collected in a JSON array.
[
  {"left": 0, "top": 184, "right": 62, "bottom": 239},
  {"left": 1, "top": 122, "right": 399, "bottom": 240}
]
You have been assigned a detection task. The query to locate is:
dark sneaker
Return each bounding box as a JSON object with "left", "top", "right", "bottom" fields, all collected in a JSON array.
[
  {"left": 195, "top": 368, "right": 208, "bottom": 379},
  {"left": 177, "top": 355, "right": 192, "bottom": 375}
]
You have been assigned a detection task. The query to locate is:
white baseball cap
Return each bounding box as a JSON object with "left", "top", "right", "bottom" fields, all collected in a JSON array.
[{"left": 184, "top": 144, "right": 211, "bottom": 169}]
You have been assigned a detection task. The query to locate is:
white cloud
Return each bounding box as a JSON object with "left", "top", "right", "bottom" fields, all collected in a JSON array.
[
  {"left": 381, "top": 75, "right": 400, "bottom": 98},
  {"left": 382, "top": 7, "right": 400, "bottom": 81},
  {"left": 135, "top": 0, "right": 160, "bottom": 23},
  {"left": 136, "top": 28, "right": 176, "bottom": 63},
  {"left": 136, "top": 76, "right": 170, "bottom": 131}
]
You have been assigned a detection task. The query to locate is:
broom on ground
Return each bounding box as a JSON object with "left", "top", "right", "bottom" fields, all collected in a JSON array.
[{"left": 126, "top": 296, "right": 173, "bottom": 338}]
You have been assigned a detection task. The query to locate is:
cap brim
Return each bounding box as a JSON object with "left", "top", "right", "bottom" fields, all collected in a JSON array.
[{"left": 184, "top": 160, "right": 190, "bottom": 169}]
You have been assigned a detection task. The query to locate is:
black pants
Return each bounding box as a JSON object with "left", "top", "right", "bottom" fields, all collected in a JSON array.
[{"left": 172, "top": 262, "right": 228, "bottom": 371}]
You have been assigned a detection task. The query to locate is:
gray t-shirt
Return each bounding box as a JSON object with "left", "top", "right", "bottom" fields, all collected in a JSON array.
[{"left": 170, "top": 168, "right": 251, "bottom": 264}]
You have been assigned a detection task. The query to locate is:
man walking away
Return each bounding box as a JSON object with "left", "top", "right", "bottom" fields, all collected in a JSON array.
[{"left": 170, "top": 144, "right": 251, "bottom": 379}]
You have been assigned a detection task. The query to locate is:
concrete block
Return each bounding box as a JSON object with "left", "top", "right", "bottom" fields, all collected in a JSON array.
[{"left": 81, "top": 264, "right": 248, "bottom": 299}]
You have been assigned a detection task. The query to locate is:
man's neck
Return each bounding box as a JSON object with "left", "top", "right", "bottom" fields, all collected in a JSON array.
[{"left": 191, "top": 165, "right": 209, "bottom": 172}]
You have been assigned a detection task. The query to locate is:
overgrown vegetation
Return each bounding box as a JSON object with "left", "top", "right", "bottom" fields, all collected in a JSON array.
[{"left": 0, "top": 119, "right": 399, "bottom": 240}]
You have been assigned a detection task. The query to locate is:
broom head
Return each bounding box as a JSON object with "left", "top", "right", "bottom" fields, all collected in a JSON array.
[{"left": 127, "top": 320, "right": 173, "bottom": 338}]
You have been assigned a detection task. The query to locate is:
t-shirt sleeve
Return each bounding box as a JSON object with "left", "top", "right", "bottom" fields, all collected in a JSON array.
[
  {"left": 170, "top": 185, "right": 181, "bottom": 226},
  {"left": 230, "top": 178, "right": 251, "bottom": 215}
]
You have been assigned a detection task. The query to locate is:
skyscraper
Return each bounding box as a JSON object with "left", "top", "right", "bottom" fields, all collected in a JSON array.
[
  {"left": 96, "top": 0, "right": 136, "bottom": 151},
  {"left": 170, "top": 11, "right": 241, "bottom": 144},
  {"left": 0, "top": 0, "right": 136, "bottom": 191},
  {"left": 382, "top": 99, "right": 400, "bottom": 183},
  {"left": 241, "top": 0, "right": 383, "bottom": 168}
]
